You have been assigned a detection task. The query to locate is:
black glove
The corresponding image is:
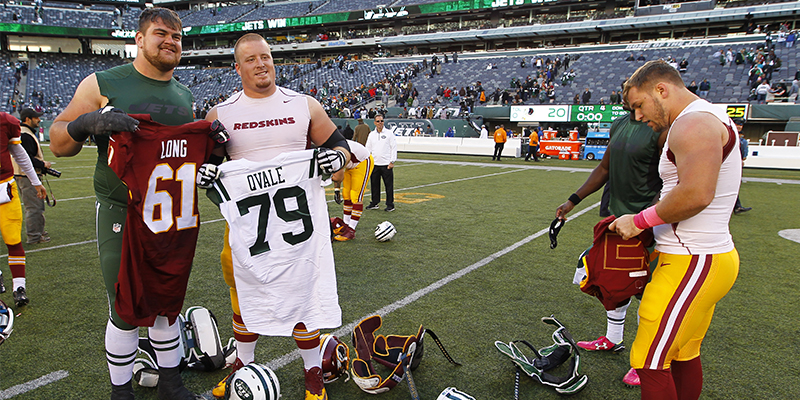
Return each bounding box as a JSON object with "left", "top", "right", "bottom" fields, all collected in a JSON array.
[
  {"left": 209, "top": 120, "right": 230, "bottom": 144},
  {"left": 67, "top": 106, "right": 139, "bottom": 143},
  {"left": 333, "top": 188, "right": 343, "bottom": 204}
]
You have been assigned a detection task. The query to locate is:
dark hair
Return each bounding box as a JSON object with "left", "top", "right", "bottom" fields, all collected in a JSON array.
[
  {"left": 139, "top": 7, "right": 182, "bottom": 33},
  {"left": 623, "top": 60, "right": 685, "bottom": 100}
]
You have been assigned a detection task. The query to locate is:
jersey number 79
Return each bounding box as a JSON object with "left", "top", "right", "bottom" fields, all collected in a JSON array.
[{"left": 236, "top": 186, "right": 313, "bottom": 256}]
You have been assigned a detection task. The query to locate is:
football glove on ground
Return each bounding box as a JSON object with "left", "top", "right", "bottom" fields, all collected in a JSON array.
[
  {"left": 317, "top": 148, "right": 346, "bottom": 174},
  {"left": 197, "top": 164, "right": 221, "bottom": 189},
  {"left": 67, "top": 106, "right": 139, "bottom": 142}
]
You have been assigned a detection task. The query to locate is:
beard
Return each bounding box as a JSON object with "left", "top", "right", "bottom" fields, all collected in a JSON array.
[
  {"left": 648, "top": 97, "right": 670, "bottom": 133},
  {"left": 254, "top": 78, "right": 272, "bottom": 89},
  {"left": 249, "top": 72, "right": 274, "bottom": 91},
  {"left": 143, "top": 46, "right": 180, "bottom": 72}
]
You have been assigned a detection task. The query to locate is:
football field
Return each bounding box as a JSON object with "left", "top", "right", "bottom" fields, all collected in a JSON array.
[{"left": 1, "top": 148, "right": 799, "bottom": 400}]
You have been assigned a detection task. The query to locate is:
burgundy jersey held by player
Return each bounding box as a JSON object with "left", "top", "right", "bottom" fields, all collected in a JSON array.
[
  {"left": 0, "top": 112, "right": 22, "bottom": 182},
  {"left": 108, "top": 114, "right": 216, "bottom": 326},
  {"left": 580, "top": 215, "right": 654, "bottom": 311}
]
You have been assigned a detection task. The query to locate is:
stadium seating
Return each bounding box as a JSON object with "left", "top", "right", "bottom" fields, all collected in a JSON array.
[
  {"left": 401, "top": 41, "right": 800, "bottom": 105},
  {"left": 0, "top": 38, "right": 794, "bottom": 118},
  {"left": 244, "top": 1, "right": 323, "bottom": 21},
  {"left": 309, "top": 0, "right": 387, "bottom": 15},
  {"left": 180, "top": 4, "right": 256, "bottom": 26},
  {"left": 0, "top": 4, "right": 118, "bottom": 28},
  {"left": 22, "top": 53, "right": 126, "bottom": 119}
]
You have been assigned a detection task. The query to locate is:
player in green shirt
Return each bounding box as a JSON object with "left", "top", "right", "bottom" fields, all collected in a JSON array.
[{"left": 49, "top": 8, "right": 202, "bottom": 400}]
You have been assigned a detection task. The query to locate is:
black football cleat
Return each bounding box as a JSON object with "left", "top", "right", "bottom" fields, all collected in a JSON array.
[
  {"left": 13, "top": 287, "right": 28, "bottom": 307},
  {"left": 0, "top": 274, "right": 5, "bottom": 294},
  {"left": 110, "top": 380, "right": 135, "bottom": 400},
  {"left": 157, "top": 366, "right": 203, "bottom": 400}
]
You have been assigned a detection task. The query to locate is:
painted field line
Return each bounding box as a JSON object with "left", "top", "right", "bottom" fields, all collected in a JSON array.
[
  {"left": 0, "top": 370, "right": 69, "bottom": 399},
  {"left": 57, "top": 195, "right": 96, "bottom": 202},
  {"left": 258, "top": 201, "right": 601, "bottom": 373},
  {"left": 741, "top": 177, "right": 800, "bottom": 185}
]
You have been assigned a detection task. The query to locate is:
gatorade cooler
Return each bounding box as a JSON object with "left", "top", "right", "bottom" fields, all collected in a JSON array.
[
  {"left": 569, "top": 130, "right": 579, "bottom": 141},
  {"left": 571, "top": 152, "right": 580, "bottom": 160},
  {"left": 559, "top": 151, "right": 570, "bottom": 160}
]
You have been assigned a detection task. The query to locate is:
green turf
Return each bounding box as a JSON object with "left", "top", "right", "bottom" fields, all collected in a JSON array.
[{"left": 0, "top": 147, "right": 798, "bottom": 399}]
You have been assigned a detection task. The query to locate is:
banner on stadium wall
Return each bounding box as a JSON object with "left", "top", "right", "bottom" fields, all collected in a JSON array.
[{"left": 182, "top": 0, "right": 558, "bottom": 36}]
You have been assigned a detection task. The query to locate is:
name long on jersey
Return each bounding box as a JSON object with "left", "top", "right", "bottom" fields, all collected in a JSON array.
[
  {"left": 108, "top": 115, "right": 218, "bottom": 326},
  {"left": 208, "top": 149, "right": 340, "bottom": 336}
]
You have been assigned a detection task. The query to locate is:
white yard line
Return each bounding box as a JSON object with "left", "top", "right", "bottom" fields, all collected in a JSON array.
[{"left": 0, "top": 371, "right": 69, "bottom": 400}]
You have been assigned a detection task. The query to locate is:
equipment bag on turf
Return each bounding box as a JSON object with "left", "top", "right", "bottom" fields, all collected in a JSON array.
[
  {"left": 495, "top": 315, "right": 588, "bottom": 395},
  {"left": 351, "top": 315, "right": 462, "bottom": 394},
  {"left": 135, "top": 306, "right": 236, "bottom": 384}
]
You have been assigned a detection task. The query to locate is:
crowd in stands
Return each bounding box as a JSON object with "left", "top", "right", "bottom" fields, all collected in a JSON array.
[{"left": 1, "top": 22, "right": 799, "bottom": 122}]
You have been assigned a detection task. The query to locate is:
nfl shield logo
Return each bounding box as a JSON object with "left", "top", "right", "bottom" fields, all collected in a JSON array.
[{"left": 112, "top": 223, "right": 122, "bottom": 233}]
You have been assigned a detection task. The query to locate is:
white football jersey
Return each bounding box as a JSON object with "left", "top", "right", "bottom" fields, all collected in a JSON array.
[
  {"left": 655, "top": 99, "right": 741, "bottom": 255},
  {"left": 211, "top": 149, "right": 341, "bottom": 336},
  {"left": 215, "top": 87, "right": 311, "bottom": 162}
]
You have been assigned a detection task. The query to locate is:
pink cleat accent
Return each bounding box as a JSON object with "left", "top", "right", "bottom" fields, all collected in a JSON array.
[
  {"left": 576, "top": 336, "right": 625, "bottom": 352},
  {"left": 623, "top": 368, "right": 640, "bottom": 387}
]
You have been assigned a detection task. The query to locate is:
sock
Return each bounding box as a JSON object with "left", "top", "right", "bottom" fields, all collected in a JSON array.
[
  {"left": 638, "top": 368, "right": 677, "bottom": 400},
  {"left": 605, "top": 300, "right": 630, "bottom": 344},
  {"left": 105, "top": 320, "right": 139, "bottom": 386},
  {"left": 672, "top": 357, "right": 703, "bottom": 400},
  {"left": 148, "top": 315, "right": 182, "bottom": 368},
  {"left": 7, "top": 243, "right": 25, "bottom": 284},
  {"left": 293, "top": 322, "right": 321, "bottom": 370},
  {"left": 232, "top": 313, "right": 258, "bottom": 364},
  {"left": 343, "top": 200, "right": 352, "bottom": 226},
  {"left": 349, "top": 203, "right": 363, "bottom": 229},
  {"left": 12, "top": 278, "right": 26, "bottom": 291}
]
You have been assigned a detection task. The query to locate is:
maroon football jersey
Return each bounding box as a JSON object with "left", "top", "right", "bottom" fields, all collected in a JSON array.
[
  {"left": 108, "top": 114, "right": 215, "bottom": 326},
  {"left": 580, "top": 215, "right": 654, "bottom": 311}
]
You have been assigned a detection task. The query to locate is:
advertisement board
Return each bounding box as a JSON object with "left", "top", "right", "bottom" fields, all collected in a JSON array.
[
  {"left": 539, "top": 140, "right": 581, "bottom": 156},
  {"left": 511, "top": 103, "right": 748, "bottom": 123}
]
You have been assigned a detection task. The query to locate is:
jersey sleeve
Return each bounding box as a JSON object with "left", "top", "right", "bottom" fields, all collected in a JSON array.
[
  {"left": 107, "top": 133, "right": 132, "bottom": 182},
  {"left": 2, "top": 113, "right": 21, "bottom": 142}
]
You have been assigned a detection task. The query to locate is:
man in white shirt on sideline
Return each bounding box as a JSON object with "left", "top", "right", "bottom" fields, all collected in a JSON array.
[{"left": 365, "top": 115, "right": 398, "bottom": 212}]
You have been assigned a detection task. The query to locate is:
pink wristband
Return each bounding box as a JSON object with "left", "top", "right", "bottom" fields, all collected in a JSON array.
[{"left": 633, "top": 205, "right": 665, "bottom": 230}]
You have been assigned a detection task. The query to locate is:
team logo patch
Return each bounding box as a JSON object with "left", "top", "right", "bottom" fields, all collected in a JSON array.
[
  {"left": 112, "top": 223, "right": 122, "bottom": 234},
  {"left": 233, "top": 378, "right": 253, "bottom": 399}
]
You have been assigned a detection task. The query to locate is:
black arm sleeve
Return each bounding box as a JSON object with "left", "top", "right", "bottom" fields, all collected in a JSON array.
[
  {"left": 20, "top": 134, "right": 45, "bottom": 171},
  {"left": 206, "top": 153, "right": 225, "bottom": 166},
  {"left": 321, "top": 128, "right": 351, "bottom": 153}
]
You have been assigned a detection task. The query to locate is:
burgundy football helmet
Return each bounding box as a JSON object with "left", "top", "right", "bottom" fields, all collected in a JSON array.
[{"left": 319, "top": 334, "right": 350, "bottom": 383}]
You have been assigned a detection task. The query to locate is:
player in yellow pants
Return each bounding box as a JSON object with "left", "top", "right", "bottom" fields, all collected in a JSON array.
[
  {"left": 630, "top": 250, "right": 739, "bottom": 371},
  {"left": 333, "top": 140, "right": 373, "bottom": 241}
]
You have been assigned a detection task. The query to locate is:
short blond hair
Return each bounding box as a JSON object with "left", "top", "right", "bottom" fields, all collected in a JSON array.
[
  {"left": 233, "top": 33, "right": 268, "bottom": 64},
  {"left": 623, "top": 60, "right": 685, "bottom": 101}
]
